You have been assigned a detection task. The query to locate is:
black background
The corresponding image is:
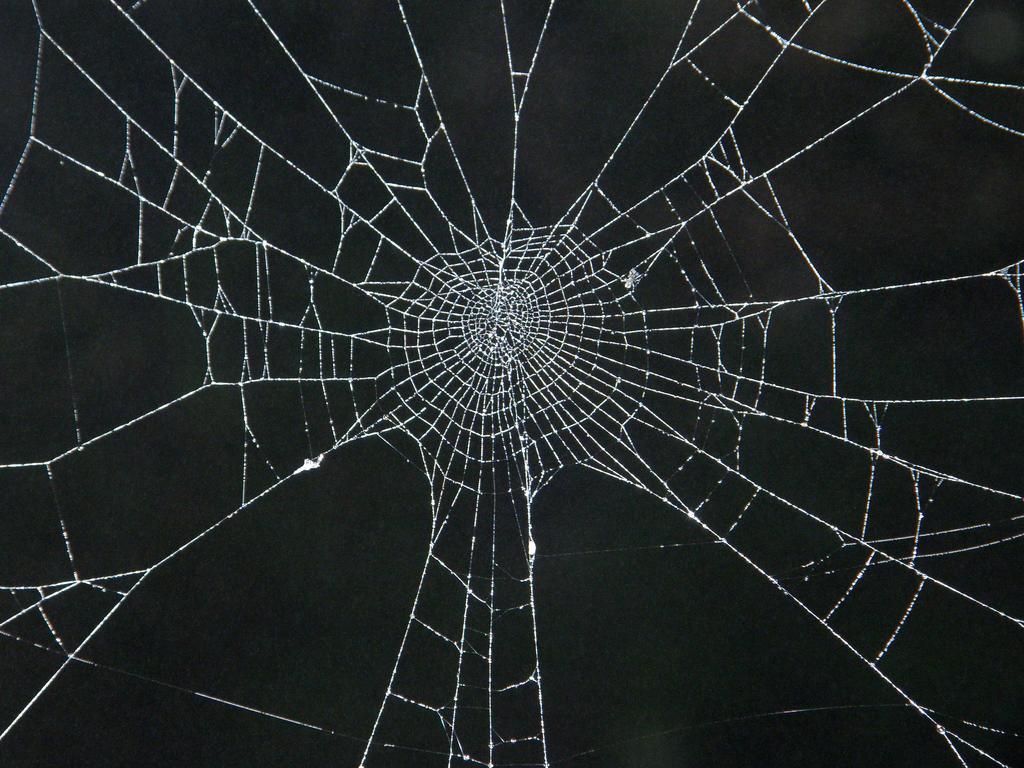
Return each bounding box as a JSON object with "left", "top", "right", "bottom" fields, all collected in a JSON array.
[{"left": 2, "top": 1, "right": 1024, "bottom": 766}]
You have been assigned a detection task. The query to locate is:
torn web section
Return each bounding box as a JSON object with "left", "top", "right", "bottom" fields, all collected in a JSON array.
[{"left": 361, "top": 475, "right": 547, "bottom": 767}]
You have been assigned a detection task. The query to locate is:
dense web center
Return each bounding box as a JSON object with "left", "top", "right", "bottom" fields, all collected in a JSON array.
[
  {"left": 386, "top": 229, "right": 651, "bottom": 475},
  {"left": 463, "top": 278, "right": 542, "bottom": 368}
]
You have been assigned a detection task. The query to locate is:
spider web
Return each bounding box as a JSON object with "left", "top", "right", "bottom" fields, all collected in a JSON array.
[{"left": 1, "top": 0, "right": 1023, "bottom": 765}]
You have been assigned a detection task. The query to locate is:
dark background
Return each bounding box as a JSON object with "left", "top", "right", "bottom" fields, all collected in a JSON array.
[{"left": 1, "top": 1, "right": 1023, "bottom": 766}]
